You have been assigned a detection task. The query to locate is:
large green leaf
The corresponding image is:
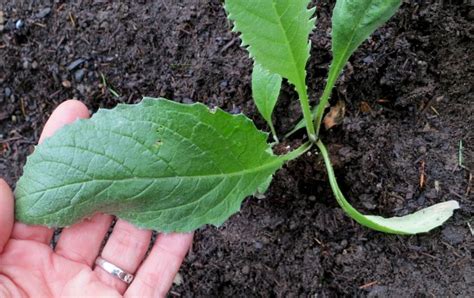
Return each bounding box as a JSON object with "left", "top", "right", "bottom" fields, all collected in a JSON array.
[
  {"left": 317, "top": 140, "right": 460, "bottom": 234},
  {"left": 252, "top": 63, "right": 282, "bottom": 142},
  {"left": 15, "top": 98, "right": 287, "bottom": 232},
  {"left": 313, "top": 0, "right": 402, "bottom": 134}
]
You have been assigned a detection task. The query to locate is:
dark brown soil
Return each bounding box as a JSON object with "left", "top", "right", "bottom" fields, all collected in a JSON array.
[{"left": 1, "top": 0, "right": 473, "bottom": 296}]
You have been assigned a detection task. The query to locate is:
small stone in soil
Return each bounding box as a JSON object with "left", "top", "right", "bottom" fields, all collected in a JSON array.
[
  {"left": 62, "top": 80, "right": 72, "bottom": 88},
  {"left": 74, "top": 69, "right": 85, "bottom": 82},
  {"left": 36, "top": 7, "right": 51, "bottom": 19},
  {"left": 173, "top": 273, "right": 183, "bottom": 286},
  {"left": 363, "top": 56, "right": 374, "bottom": 64},
  {"left": 67, "top": 58, "right": 86, "bottom": 71},
  {"left": 4, "top": 87, "right": 12, "bottom": 97},
  {"left": 15, "top": 19, "right": 24, "bottom": 30}
]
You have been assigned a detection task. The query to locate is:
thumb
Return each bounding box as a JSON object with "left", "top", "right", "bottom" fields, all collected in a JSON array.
[{"left": 0, "top": 179, "right": 14, "bottom": 253}]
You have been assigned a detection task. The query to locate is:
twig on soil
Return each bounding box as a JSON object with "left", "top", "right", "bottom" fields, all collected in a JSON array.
[
  {"left": 458, "top": 140, "right": 468, "bottom": 170},
  {"left": 68, "top": 12, "right": 76, "bottom": 27},
  {"left": 430, "top": 106, "right": 440, "bottom": 116},
  {"left": 56, "top": 3, "right": 65, "bottom": 12},
  {"left": 419, "top": 160, "right": 426, "bottom": 189},
  {"left": 389, "top": 192, "right": 405, "bottom": 202},
  {"left": 20, "top": 98, "right": 26, "bottom": 117},
  {"left": 441, "top": 241, "right": 462, "bottom": 257},
  {"left": 466, "top": 173, "right": 472, "bottom": 196},
  {"left": 80, "top": 37, "right": 91, "bottom": 46},
  {"left": 467, "top": 222, "right": 474, "bottom": 236},
  {"left": 160, "top": 0, "right": 169, "bottom": 11},
  {"left": 359, "top": 281, "right": 378, "bottom": 289},
  {"left": 314, "top": 237, "right": 323, "bottom": 246},
  {"left": 0, "top": 137, "right": 22, "bottom": 144},
  {"left": 33, "top": 22, "right": 46, "bottom": 28},
  {"left": 48, "top": 90, "right": 62, "bottom": 98},
  {"left": 220, "top": 38, "right": 237, "bottom": 54},
  {"left": 449, "top": 190, "right": 464, "bottom": 200},
  {"left": 419, "top": 251, "right": 441, "bottom": 260}
]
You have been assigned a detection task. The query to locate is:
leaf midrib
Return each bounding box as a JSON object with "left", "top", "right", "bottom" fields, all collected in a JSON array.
[
  {"left": 20, "top": 156, "right": 283, "bottom": 198},
  {"left": 270, "top": 0, "right": 306, "bottom": 89}
]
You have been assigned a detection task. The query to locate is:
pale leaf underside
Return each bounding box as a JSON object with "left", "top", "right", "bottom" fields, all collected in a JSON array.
[{"left": 317, "top": 140, "right": 459, "bottom": 234}]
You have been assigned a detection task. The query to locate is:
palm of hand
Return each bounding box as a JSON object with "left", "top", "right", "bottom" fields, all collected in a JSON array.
[
  {"left": 1, "top": 237, "right": 120, "bottom": 297},
  {"left": 0, "top": 101, "right": 193, "bottom": 297}
]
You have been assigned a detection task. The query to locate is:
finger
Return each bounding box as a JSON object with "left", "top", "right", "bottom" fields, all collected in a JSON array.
[
  {"left": 0, "top": 179, "right": 14, "bottom": 253},
  {"left": 39, "top": 100, "right": 90, "bottom": 143},
  {"left": 12, "top": 100, "right": 90, "bottom": 245},
  {"left": 55, "top": 213, "right": 113, "bottom": 266},
  {"left": 94, "top": 220, "right": 152, "bottom": 294},
  {"left": 125, "top": 233, "right": 193, "bottom": 298}
]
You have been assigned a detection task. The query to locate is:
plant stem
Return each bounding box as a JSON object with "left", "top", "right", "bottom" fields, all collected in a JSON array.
[
  {"left": 313, "top": 63, "right": 340, "bottom": 138},
  {"left": 282, "top": 141, "right": 312, "bottom": 161},
  {"left": 284, "top": 61, "right": 343, "bottom": 140},
  {"left": 296, "top": 86, "right": 316, "bottom": 142},
  {"left": 268, "top": 122, "right": 279, "bottom": 144},
  {"left": 315, "top": 139, "right": 401, "bottom": 234}
]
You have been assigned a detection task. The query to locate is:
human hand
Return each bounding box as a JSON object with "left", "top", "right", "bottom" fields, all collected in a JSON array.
[{"left": 0, "top": 100, "right": 193, "bottom": 297}]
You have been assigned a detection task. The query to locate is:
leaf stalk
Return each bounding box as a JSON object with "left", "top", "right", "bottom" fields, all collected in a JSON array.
[
  {"left": 296, "top": 85, "right": 317, "bottom": 142},
  {"left": 268, "top": 122, "right": 280, "bottom": 144},
  {"left": 313, "top": 63, "right": 341, "bottom": 138}
]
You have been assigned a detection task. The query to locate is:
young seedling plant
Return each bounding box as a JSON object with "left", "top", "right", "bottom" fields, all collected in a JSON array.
[{"left": 15, "top": 0, "right": 459, "bottom": 235}]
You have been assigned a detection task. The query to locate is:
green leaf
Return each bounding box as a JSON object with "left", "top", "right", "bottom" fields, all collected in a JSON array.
[
  {"left": 225, "top": 0, "right": 315, "bottom": 89},
  {"left": 15, "top": 98, "right": 286, "bottom": 232},
  {"left": 252, "top": 63, "right": 282, "bottom": 142},
  {"left": 225, "top": 0, "right": 317, "bottom": 139},
  {"left": 332, "top": 0, "right": 401, "bottom": 67},
  {"left": 313, "top": 0, "right": 402, "bottom": 135},
  {"left": 286, "top": 0, "right": 401, "bottom": 137},
  {"left": 316, "top": 140, "right": 460, "bottom": 234}
]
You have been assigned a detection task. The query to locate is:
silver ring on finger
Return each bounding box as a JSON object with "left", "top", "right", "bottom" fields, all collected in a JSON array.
[{"left": 95, "top": 256, "right": 134, "bottom": 284}]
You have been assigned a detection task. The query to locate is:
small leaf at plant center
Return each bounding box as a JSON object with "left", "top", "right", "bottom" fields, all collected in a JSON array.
[{"left": 252, "top": 63, "right": 282, "bottom": 141}]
